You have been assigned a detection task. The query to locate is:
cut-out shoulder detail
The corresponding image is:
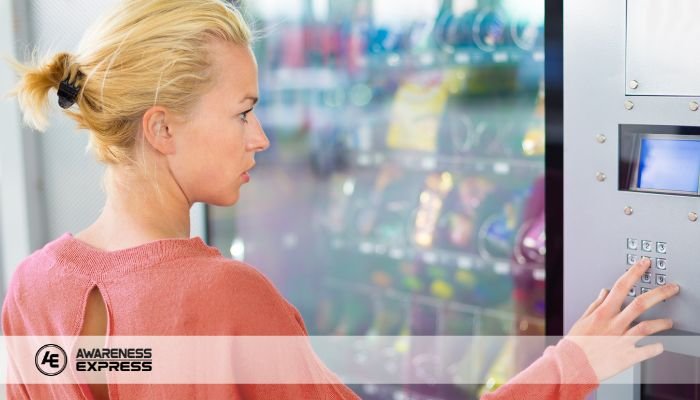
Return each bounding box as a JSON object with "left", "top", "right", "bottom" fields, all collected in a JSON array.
[
  {"left": 80, "top": 286, "right": 108, "bottom": 336},
  {"left": 79, "top": 286, "right": 109, "bottom": 400}
]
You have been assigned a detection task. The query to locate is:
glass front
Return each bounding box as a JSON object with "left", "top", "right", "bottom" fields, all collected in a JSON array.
[{"left": 208, "top": 0, "right": 545, "bottom": 397}]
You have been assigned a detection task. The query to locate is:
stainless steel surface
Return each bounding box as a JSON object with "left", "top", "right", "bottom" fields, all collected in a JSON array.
[
  {"left": 626, "top": 0, "right": 700, "bottom": 96},
  {"left": 566, "top": 0, "right": 700, "bottom": 397}
]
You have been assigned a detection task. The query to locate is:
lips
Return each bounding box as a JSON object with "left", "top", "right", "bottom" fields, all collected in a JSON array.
[{"left": 241, "top": 163, "right": 255, "bottom": 183}]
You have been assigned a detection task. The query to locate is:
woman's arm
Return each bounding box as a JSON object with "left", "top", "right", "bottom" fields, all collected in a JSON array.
[
  {"left": 233, "top": 301, "right": 361, "bottom": 399},
  {"left": 224, "top": 262, "right": 361, "bottom": 399},
  {"left": 481, "top": 339, "right": 598, "bottom": 400},
  {"left": 2, "top": 282, "right": 32, "bottom": 400},
  {"left": 483, "top": 257, "right": 679, "bottom": 400}
]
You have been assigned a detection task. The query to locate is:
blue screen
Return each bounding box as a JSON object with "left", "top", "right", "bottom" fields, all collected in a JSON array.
[{"left": 637, "top": 138, "right": 700, "bottom": 193}]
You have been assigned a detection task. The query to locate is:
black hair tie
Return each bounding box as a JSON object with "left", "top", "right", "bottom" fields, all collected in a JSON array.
[{"left": 57, "top": 78, "right": 81, "bottom": 109}]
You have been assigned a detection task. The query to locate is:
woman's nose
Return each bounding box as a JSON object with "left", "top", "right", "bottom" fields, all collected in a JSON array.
[{"left": 247, "top": 114, "right": 270, "bottom": 152}]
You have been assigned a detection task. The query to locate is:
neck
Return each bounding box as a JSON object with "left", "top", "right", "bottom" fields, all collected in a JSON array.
[{"left": 76, "top": 165, "right": 192, "bottom": 251}]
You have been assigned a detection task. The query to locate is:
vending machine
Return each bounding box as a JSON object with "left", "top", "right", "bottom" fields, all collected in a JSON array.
[
  {"left": 565, "top": 0, "right": 700, "bottom": 399},
  {"left": 207, "top": 0, "right": 549, "bottom": 398}
]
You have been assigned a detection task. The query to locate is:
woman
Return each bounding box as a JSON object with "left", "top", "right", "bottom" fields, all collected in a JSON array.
[{"left": 2, "top": 0, "right": 679, "bottom": 399}]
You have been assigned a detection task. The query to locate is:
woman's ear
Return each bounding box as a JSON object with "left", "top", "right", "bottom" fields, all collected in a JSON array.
[{"left": 142, "top": 106, "right": 176, "bottom": 155}]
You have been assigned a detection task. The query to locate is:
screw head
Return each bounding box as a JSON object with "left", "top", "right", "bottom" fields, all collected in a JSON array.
[
  {"left": 691, "top": 101, "right": 699, "bottom": 112},
  {"left": 690, "top": 212, "right": 698, "bottom": 222},
  {"left": 624, "top": 206, "right": 634, "bottom": 216},
  {"left": 630, "top": 80, "right": 639, "bottom": 89},
  {"left": 596, "top": 134, "right": 607, "bottom": 144},
  {"left": 624, "top": 100, "right": 634, "bottom": 110},
  {"left": 596, "top": 172, "right": 607, "bottom": 182}
]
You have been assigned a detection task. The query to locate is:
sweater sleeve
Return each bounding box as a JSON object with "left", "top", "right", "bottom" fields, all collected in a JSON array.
[
  {"left": 2, "top": 279, "right": 31, "bottom": 400},
  {"left": 235, "top": 302, "right": 361, "bottom": 400},
  {"left": 480, "top": 338, "right": 599, "bottom": 400},
  {"left": 227, "top": 263, "right": 361, "bottom": 400}
]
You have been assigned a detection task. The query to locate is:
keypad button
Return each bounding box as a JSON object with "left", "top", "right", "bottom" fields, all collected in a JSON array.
[
  {"left": 642, "top": 240, "right": 653, "bottom": 252},
  {"left": 657, "top": 242, "right": 667, "bottom": 254},
  {"left": 656, "top": 274, "right": 667, "bottom": 285},
  {"left": 627, "top": 254, "right": 639, "bottom": 265},
  {"left": 627, "top": 238, "right": 639, "bottom": 250},
  {"left": 629, "top": 287, "right": 636, "bottom": 297},
  {"left": 641, "top": 287, "right": 650, "bottom": 294},
  {"left": 656, "top": 258, "right": 667, "bottom": 270},
  {"left": 642, "top": 272, "right": 652, "bottom": 284}
]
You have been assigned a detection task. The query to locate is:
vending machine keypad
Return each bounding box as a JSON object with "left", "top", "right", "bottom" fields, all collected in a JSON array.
[{"left": 627, "top": 238, "right": 668, "bottom": 297}]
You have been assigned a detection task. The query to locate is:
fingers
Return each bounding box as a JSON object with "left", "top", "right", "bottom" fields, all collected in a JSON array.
[
  {"left": 617, "top": 284, "right": 681, "bottom": 327},
  {"left": 582, "top": 288, "right": 609, "bottom": 318},
  {"left": 625, "top": 318, "right": 674, "bottom": 338},
  {"left": 630, "top": 343, "right": 664, "bottom": 365},
  {"left": 602, "top": 257, "right": 652, "bottom": 313}
]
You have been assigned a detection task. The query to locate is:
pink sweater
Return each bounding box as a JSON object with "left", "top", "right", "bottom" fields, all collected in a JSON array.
[{"left": 2, "top": 233, "right": 599, "bottom": 399}]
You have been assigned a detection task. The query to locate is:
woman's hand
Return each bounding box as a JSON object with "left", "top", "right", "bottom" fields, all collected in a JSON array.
[{"left": 565, "top": 257, "right": 680, "bottom": 382}]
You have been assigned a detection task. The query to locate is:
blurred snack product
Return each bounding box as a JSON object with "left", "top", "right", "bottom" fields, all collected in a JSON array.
[
  {"left": 414, "top": 172, "right": 456, "bottom": 248},
  {"left": 386, "top": 77, "right": 449, "bottom": 152}
]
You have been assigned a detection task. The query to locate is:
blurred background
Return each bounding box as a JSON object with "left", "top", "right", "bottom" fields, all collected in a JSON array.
[
  {"left": 0, "top": 0, "right": 547, "bottom": 398},
  {"left": 211, "top": 1, "right": 547, "bottom": 398}
]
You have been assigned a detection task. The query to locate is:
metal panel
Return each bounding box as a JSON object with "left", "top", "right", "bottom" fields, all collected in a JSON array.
[
  {"left": 626, "top": 0, "right": 700, "bottom": 96},
  {"left": 566, "top": 0, "right": 700, "bottom": 398},
  {"left": 565, "top": 0, "right": 700, "bottom": 339}
]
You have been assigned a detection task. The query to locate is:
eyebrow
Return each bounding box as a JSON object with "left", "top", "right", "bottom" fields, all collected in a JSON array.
[{"left": 242, "top": 96, "right": 259, "bottom": 106}]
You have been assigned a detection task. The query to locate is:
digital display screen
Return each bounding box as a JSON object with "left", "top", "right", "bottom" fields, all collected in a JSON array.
[{"left": 637, "top": 138, "right": 700, "bottom": 193}]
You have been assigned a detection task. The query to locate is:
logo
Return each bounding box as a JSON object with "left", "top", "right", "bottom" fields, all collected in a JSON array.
[
  {"left": 76, "top": 347, "right": 153, "bottom": 372},
  {"left": 35, "top": 344, "right": 68, "bottom": 376}
]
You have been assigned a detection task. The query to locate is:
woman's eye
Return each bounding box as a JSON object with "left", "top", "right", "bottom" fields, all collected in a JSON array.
[{"left": 239, "top": 109, "right": 253, "bottom": 124}]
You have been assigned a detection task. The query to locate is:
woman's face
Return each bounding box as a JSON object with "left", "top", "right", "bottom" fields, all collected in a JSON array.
[{"left": 167, "top": 39, "right": 269, "bottom": 207}]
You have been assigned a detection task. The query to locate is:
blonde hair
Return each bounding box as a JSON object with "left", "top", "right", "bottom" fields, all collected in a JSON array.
[{"left": 5, "top": 0, "right": 252, "bottom": 165}]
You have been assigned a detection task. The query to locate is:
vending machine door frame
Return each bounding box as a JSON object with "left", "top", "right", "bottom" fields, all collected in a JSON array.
[{"left": 544, "top": 0, "right": 564, "bottom": 338}]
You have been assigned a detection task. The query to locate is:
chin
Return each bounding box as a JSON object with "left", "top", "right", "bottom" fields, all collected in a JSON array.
[{"left": 207, "top": 191, "right": 240, "bottom": 207}]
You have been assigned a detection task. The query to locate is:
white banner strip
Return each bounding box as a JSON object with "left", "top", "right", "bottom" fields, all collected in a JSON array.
[{"left": 0, "top": 335, "right": 695, "bottom": 384}]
